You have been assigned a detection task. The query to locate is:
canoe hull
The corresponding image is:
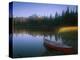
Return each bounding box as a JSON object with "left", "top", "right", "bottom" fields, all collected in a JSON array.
[{"left": 44, "top": 39, "right": 75, "bottom": 54}]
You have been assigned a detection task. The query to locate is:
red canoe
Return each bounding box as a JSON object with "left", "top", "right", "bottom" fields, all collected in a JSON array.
[{"left": 44, "top": 39, "right": 75, "bottom": 54}]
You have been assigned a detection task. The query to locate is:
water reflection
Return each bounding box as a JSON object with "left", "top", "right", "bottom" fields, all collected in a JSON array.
[{"left": 11, "top": 29, "right": 77, "bottom": 58}]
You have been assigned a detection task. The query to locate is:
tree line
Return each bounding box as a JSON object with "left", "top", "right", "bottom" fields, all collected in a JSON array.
[{"left": 10, "top": 7, "right": 78, "bottom": 30}]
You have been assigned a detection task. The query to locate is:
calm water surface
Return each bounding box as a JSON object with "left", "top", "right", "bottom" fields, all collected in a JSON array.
[{"left": 11, "top": 30, "right": 77, "bottom": 58}]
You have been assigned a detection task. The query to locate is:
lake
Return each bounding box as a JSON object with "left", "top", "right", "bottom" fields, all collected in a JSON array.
[{"left": 10, "top": 28, "right": 77, "bottom": 58}]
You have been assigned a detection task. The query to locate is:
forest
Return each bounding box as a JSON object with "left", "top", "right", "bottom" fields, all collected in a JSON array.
[{"left": 10, "top": 7, "right": 78, "bottom": 31}]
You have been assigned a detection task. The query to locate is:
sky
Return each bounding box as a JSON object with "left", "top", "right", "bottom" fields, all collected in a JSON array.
[{"left": 9, "top": 2, "right": 77, "bottom": 17}]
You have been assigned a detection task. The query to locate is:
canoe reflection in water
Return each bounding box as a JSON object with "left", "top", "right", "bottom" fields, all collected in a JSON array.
[{"left": 43, "top": 35, "right": 75, "bottom": 54}]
